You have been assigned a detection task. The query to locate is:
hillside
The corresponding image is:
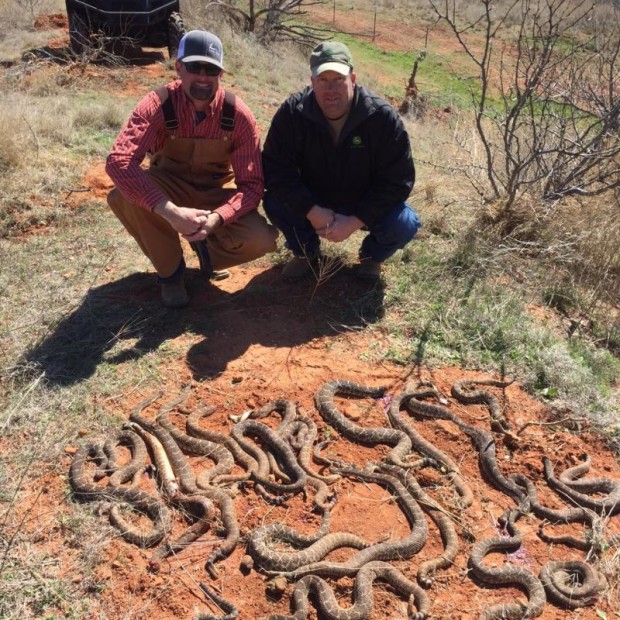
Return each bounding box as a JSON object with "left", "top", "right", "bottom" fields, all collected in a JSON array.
[{"left": 1, "top": 7, "right": 619, "bottom": 620}]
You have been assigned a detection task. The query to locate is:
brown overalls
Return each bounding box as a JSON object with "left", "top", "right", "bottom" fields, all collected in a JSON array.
[{"left": 107, "top": 88, "right": 277, "bottom": 279}]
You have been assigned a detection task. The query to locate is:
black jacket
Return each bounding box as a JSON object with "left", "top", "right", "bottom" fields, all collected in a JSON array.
[{"left": 262, "top": 84, "right": 415, "bottom": 227}]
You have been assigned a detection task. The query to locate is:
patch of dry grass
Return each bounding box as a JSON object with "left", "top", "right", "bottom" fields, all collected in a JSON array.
[{"left": 0, "top": 80, "right": 128, "bottom": 238}]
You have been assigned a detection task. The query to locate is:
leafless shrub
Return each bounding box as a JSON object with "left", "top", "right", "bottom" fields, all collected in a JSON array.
[
  {"left": 203, "top": 0, "right": 333, "bottom": 46},
  {"left": 542, "top": 196, "right": 620, "bottom": 343},
  {"left": 12, "top": 0, "right": 46, "bottom": 25},
  {"left": 429, "top": 0, "right": 620, "bottom": 218},
  {"left": 68, "top": 33, "right": 132, "bottom": 73}
]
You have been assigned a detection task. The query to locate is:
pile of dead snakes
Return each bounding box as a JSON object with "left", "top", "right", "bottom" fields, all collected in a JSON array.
[{"left": 68, "top": 378, "right": 620, "bottom": 620}]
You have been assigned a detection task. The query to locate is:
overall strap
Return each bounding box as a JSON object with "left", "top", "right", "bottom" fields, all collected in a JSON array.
[
  {"left": 155, "top": 86, "right": 178, "bottom": 133},
  {"left": 156, "top": 87, "right": 234, "bottom": 133},
  {"left": 220, "top": 90, "right": 236, "bottom": 131}
]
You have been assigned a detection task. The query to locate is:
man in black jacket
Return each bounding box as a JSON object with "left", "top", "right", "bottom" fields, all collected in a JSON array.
[{"left": 262, "top": 41, "right": 420, "bottom": 280}]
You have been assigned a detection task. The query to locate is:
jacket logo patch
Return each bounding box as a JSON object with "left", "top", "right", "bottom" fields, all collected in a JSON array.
[{"left": 352, "top": 135, "right": 362, "bottom": 146}]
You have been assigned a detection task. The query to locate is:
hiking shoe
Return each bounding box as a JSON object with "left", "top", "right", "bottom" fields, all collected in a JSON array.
[
  {"left": 160, "top": 279, "right": 189, "bottom": 308},
  {"left": 354, "top": 259, "right": 382, "bottom": 281},
  {"left": 281, "top": 253, "right": 321, "bottom": 281}
]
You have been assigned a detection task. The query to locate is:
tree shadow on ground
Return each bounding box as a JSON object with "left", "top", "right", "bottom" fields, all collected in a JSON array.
[{"left": 19, "top": 265, "right": 385, "bottom": 386}]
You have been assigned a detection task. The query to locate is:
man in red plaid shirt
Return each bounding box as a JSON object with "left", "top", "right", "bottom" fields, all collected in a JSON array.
[{"left": 106, "top": 30, "right": 277, "bottom": 308}]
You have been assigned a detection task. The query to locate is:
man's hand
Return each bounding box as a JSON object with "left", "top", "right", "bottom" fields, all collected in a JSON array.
[
  {"left": 318, "top": 213, "right": 364, "bottom": 243},
  {"left": 154, "top": 201, "right": 223, "bottom": 241},
  {"left": 306, "top": 205, "right": 336, "bottom": 230},
  {"left": 183, "top": 212, "right": 223, "bottom": 242}
]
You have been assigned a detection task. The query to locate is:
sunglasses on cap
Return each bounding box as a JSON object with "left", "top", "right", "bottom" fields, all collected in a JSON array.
[{"left": 182, "top": 61, "right": 221, "bottom": 76}]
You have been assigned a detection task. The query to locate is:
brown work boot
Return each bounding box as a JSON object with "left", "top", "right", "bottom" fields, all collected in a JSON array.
[
  {"left": 354, "top": 259, "right": 382, "bottom": 281},
  {"left": 281, "top": 253, "right": 321, "bottom": 281},
  {"left": 160, "top": 280, "right": 189, "bottom": 308}
]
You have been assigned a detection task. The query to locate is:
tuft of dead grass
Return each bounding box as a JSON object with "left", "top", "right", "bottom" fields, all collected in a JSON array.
[{"left": 0, "top": 82, "right": 129, "bottom": 238}]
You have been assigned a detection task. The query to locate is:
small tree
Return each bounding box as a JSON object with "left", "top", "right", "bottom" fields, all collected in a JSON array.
[
  {"left": 206, "top": 0, "right": 331, "bottom": 45},
  {"left": 428, "top": 0, "right": 620, "bottom": 215}
]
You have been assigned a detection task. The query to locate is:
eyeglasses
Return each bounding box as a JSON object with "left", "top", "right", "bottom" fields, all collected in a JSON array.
[{"left": 182, "top": 62, "right": 221, "bottom": 76}]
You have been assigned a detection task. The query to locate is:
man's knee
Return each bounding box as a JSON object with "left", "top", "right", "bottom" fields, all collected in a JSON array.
[
  {"left": 107, "top": 187, "right": 122, "bottom": 210},
  {"left": 373, "top": 203, "right": 420, "bottom": 247},
  {"left": 107, "top": 188, "right": 139, "bottom": 221},
  {"left": 219, "top": 213, "right": 278, "bottom": 261},
  {"left": 402, "top": 206, "right": 421, "bottom": 243}
]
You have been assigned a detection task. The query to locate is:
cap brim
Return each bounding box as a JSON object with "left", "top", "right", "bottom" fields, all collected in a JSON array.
[
  {"left": 312, "top": 62, "right": 350, "bottom": 77},
  {"left": 181, "top": 56, "right": 224, "bottom": 70}
]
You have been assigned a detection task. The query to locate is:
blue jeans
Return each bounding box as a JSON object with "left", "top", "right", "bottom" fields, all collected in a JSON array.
[{"left": 263, "top": 194, "right": 421, "bottom": 263}]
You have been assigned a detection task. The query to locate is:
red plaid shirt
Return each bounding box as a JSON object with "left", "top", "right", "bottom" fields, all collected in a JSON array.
[{"left": 105, "top": 81, "right": 263, "bottom": 223}]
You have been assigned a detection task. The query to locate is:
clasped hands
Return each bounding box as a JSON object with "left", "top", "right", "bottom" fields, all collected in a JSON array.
[
  {"left": 154, "top": 201, "right": 223, "bottom": 241},
  {"left": 307, "top": 205, "right": 363, "bottom": 243}
]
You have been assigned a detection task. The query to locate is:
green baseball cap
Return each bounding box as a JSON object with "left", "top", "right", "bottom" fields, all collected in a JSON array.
[{"left": 310, "top": 41, "right": 353, "bottom": 77}]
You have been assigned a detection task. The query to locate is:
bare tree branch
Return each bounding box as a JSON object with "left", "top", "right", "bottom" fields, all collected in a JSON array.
[
  {"left": 429, "top": 0, "right": 620, "bottom": 216},
  {"left": 205, "top": 0, "right": 329, "bottom": 45}
]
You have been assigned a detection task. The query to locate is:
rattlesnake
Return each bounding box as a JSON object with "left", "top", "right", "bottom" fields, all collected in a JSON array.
[
  {"left": 126, "top": 421, "right": 216, "bottom": 572},
  {"left": 194, "top": 582, "right": 239, "bottom": 620},
  {"left": 401, "top": 390, "right": 528, "bottom": 506},
  {"left": 396, "top": 387, "right": 474, "bottom": 507},
  {"left": 251, "top": 400, "right": 304, "bottom": 487},
  {"left": 377, "top": 462, "right": 461, "bottom": 587},
  {"left": 129, "top": 396, "right": 239, "bottom": 576},
  {"left": 266, "top": 561, "right": 429, "bottom": 620},
  {"left": 315, "top": 380, "right": 415, "bottom": 468},
  {"left": 539, "top": 560, "right": 605, "bottom": 609},
  {"left": 184, "top": 404, "right": 259, "bottom": 486},
  {"left": 278, "top": 414, "right": 338, "bottom": 510},
  {"left": 154, "top": 389, "right": 236, "bottom": 489},
  {"left": 251, "top": 398, "right": 299, "bottom": 430},
  {"left": 101, "top": 428, "right": 149, "bottom": 487},
  {"left": 510, "top": 473, "right": 601, "bottom": 552},
  {"left": 254, "top": 404, "right": 340, "bottom": 510},
  {"left": 230, "top": 419, "right": 307, "bottom": 502},
  {"left": 451, "top": 377, "right": 514, "bottom": 434},
  {"left": 68, "top": 381, "right": 620, "bottom": 620},
  {"left": 246, "top": 512, "right": 369, "bottom": 573},
  {"left": 543, "top": 455, "right": 620, "bottom": 516},
  {"left": 69, "top": 433, "right": 171, "bottom": 547},
  {"left": 468, "top": 509, "right": 546, "bottom": 620},
  {"left": 278, "top": 464, "right": 428, "bottom": 579}
]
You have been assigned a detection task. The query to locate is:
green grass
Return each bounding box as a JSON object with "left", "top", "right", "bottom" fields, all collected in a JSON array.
[
  {"left": 320, "top": 32, "right": 481, "bottom": 105},
  {"left": 377, "top": 231, "right": 620, "bottom": 423}
]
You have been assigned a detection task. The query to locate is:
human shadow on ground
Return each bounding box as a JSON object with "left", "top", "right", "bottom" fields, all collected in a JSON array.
[{"left": 20, "top": 265, "right": 385, "bottom": 386}]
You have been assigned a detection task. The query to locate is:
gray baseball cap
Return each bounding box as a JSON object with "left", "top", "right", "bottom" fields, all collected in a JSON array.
[{"left": 177, "top": 30, "right": 224, "bottom": 69}]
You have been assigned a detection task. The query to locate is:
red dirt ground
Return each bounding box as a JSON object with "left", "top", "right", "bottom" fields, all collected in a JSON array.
[
  {"left": 8, "top": 14, "right": 620, "bottom": 620},
  {"left": 22, "top": 357, "right": 620, "bottom": 620}
]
